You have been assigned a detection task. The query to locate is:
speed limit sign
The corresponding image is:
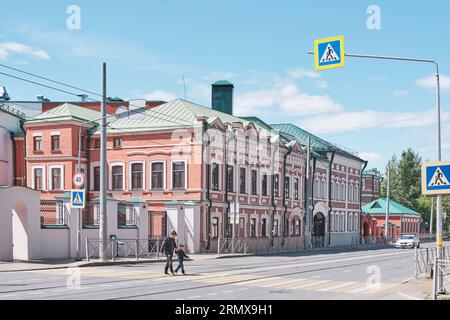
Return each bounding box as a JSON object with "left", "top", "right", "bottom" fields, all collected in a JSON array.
[{"left": 73, "top": 173, "right": 85, "bottom": 188}]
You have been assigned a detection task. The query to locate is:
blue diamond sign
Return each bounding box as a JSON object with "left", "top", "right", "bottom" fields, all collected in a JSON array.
[
  {"left": 314, "top": 35, "right": 345, "bottom": 71},
  {"left": 422, "top": 161, "right": 450, "bottom": 196},
  {"left": 71, "top": 189, "right": 86, "bottom": 209}
]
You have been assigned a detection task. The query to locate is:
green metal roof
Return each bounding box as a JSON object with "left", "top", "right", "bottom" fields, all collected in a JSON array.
[
  {"left": 270, "top": 123, "right": 363, "bottom": 162},
  {"left": 362, "top": 198, "right": 422, "bottom": 217},
  {"left": 212, "top": 80, "right": 234, "bottom": 86},
  {"left": 27, "top": 103, "right": 101, "bottom": 125}
]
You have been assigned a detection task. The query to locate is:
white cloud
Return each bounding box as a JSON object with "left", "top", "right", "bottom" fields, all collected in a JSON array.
[
  {"left": 203, "top": 71, "right": 237, "bottom": 81},
  {"left": 288, "top": 68, "right": 321, "bottom": 79},
  {"left": 315, "top": 80, "right": 329, "bottom": 88},
  {"left": 392, "top": 90, "right": 410, "bottom": 97},
  {"left": 234, "top": 80, "right": 342, "bottom": 117},
  {"left": 143, "top": 90, "right": 177, "bottom": 102},
  {"left": 299, "top": 109, "right": 448, "bottom": 134},
  {"left": 0, "top": 42, "right": 50, "bottom": 60},
  {"left": 358, "top": 152, "right": 380, "bottom": 164},
  {"left": 416, "top": 74, "right": 450, "bottom": 91}
]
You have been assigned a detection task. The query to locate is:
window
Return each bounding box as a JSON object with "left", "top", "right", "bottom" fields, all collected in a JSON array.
[
  {"left": 330, "top": 213, "right": 335, "bottom": 232},
  {"left": 151, "top": 162, "right": 164, "bottom": 189},
  {"left": 250, "top": 218, "right": 257, "bottom": 237},
  {"left": 212, "top": 163, "right": 220, "bottom": 191},
  {"left": 93, "top": 166, "right": 100, "bottom": 191},
  {"left": 113, "top": 137, "right": 122, "bottom": 148},
  {"left": 34, "top": 168, "right": 43, "bottom": 190},
  {"left": 335, "top": 214, "right": 339, "bottom": 232},
  {"left": 348, "top": 213, "right": 353, "bottom": 231},
  {"left": 261, "top": 174, "right": 268, "bottom": 196},
  {"left": 349, "top": 185, "right": 354, "bottom": 202},
  {"left": 341, "top": 183, "right": 346, "bottom": 201},
  {"left": 340, "top": 213, "right": 345, "bottom": 232},
  {"left": 131, "top": 163, "right": 144, "bottom": 190},
  {"left": 294, "top": 178, "right": 299, "bottom": 200},
  {"left": 284, "top": 176, "right": 290, "bottom": 199},
  {"left": 94, "top": 139, "right": 100, "bottom": 149},
  {"left": 321, "top": 180, "right": 327, "bottom": 199},
  {"left": 354, "top": 186, "right": 359, "bottom": 202},
  {"left": 227, "top": 165, "right": 234, "bottom": 192},
  {"left": 294, "top": 219, "right": 301, "bottom": 236},
  {"left": 314, "top": 179, "right": 320, "bottom": 198},
  {"left": 274, "top": 174, "right": 280, "bottom": 197},
  {"left": 240, "top": 168, "right": 246, "bottom": 194},
  {"left": 273, "top": 219, "right": 279, "bottom": 236},
  {"left": 354, "top": 214, "right": 359, "bottom": 232},
  {"left": 251, "top": 170, "right": 257, "bottom": 195},
  {"left": 261, "top": 218, "right": 267, "bottom": 237},
  {"left": 212, "top": 217, "right": 219, "bottom": 239},
  {"left": 51, "top": 135, "right": 60, "bottom": 152},
  {"left": 51, "top": 167, "right": 62, "bottom": 190},
  {"left": 112, "top": 165, "right": 124, "bottom": 191},
  {"left": 33, "top": 136, "right": 42, "bottom": 152},
  {"left": 172, "top": 161, "right": 186, "bottom": 189}
]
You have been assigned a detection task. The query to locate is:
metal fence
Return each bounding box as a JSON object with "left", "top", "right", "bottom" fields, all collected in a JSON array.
[
  {"left": 217, "top": 236, "right": 304, "bottom": 255},
  {"left": 86, "top": 238, "right": 164, "bottom": 261},
  {"left": 415, "top": 246, "right": 450, "bottom": 279},
  {"left": 40, "top": 200, "right": 69, "bottom": 226},
  {"left": 433, "top": 259, "right": 450, "bottom": 300},
  {"left": 82, "top": 202, "right": 100, "bottom": 227},
  {"left": 117, "top": 203, "right": 137, "bottom": 227}
]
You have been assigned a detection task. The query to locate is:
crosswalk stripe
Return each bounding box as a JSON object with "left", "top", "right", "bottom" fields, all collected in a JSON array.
[
  {"left": 235, "top": 277, "right": 282, "bottom": 286},
  {"left": 362, "top": 283, "right": 398, "bottom": 294},
  {"left": 261, "top": 278, "right": 307, "bottom": 288},
  {"left": 346, "top": 284, "right": 380, "bottom": 294},
  {"left": 290, "top": 280, "right": 332, "bottom": 290},
  {"left": 318, "top": 281, "right": 358, "bottom": 292}
]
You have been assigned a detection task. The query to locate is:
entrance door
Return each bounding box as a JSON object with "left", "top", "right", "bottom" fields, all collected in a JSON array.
[{"left": 313, "top": 213, "right": 325, "bottom": 247}]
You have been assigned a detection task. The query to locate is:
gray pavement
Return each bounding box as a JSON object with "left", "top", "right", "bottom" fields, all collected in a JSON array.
[{"left": 0, "top": 242, "right": 441, "bottom": 300}]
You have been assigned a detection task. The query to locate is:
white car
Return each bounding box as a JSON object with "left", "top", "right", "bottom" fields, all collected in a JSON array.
[{"left": 395, "top": 235, "right": 420, "bottom": 249}]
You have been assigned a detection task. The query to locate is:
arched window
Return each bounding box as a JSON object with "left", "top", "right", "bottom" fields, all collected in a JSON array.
[
  {"left": 354, "top": 214, "right": 359, "bottom": 231},
  {"left": 341, "top": 183, "right": 345, "bottom": 201},
  {"left": 340, "top": 213, "right": 345, "bottom": 232},
  {"left": 335, "top": 213, "right": 339, "bottom": 232},
  {"left": 349, "top": 184, "right": 354, "bottom": 202},
  {"left": 354, "top": 185, "right": 359, "bottom": 202},
  {"left": 348, "top": 213, "right": 353, "bottom": 231},
  {"left": 314, "top": 179, "right": 320, "bottom": 199},
  {"left": 321, "top": 180, "right": 327, "bottom": 199},
  {"left": 330, "top": 213, "right": 334, "bottom": 231}
]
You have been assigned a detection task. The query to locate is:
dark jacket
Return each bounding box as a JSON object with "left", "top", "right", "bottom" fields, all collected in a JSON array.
[
  {"left": 176, "top": 249, "right": 189, "bottom": 261},
  {"left": 161, "top": 237, "right": 177, "bottom": 254}
]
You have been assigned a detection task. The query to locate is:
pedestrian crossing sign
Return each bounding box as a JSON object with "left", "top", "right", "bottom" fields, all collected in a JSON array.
[
  {"left": 314, "top": 35, "right": 345, "bottom": 71},
  {"left": 71, "top": 190, "right": 86, "bottom": 209},
  {"left": 422, "top": 161, "right": 450, "bottom": 195}
]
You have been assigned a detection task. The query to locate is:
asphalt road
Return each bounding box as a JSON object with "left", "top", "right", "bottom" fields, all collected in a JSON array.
[{"left": 0, "top": 242, "right": 439, "bottom": 300}]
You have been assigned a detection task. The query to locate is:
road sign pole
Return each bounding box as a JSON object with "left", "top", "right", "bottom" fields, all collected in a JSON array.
[
  {"left": 76, "top": 127, "right": 82, "bottom": 260},
  {"left": 100, "top": 63, "right": 108, "bottom": 261},
  {"left": 386, "top": 166, "right": 390, "bottom": 243}
]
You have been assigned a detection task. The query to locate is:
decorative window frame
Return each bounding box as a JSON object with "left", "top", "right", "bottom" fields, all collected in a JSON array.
[
  {"left": 109, "top": 161, "right": 126, "bottom": 191},
  {"left": 30, "top": 165, "right": 46, "bottom": 190},
  {"left": 170, "top": 159, "right": 188, "bottom": 190},
  {"left": 149, "top": 160, "right": 166, "bottom": 191},
  {"left": 129, "top": 161, "right": 146, "bottom": 191},
  {"left": 48, "top": 164, "right": 65, "bottom": 191}
]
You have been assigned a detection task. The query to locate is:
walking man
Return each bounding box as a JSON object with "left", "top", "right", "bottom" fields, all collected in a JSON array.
[{"left": 161, "top": 231, "right": 177, "bottom": 275}]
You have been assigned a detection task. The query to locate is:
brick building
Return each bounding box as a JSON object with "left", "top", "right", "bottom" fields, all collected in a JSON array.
[
  {"left": 20, "top": 81, "right": 368, "bottom": 253},
  {"left": 361, "top": 168, "right": 383, "bottom": 206}
]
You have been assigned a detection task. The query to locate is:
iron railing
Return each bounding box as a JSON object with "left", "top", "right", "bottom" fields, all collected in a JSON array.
[
  {"left": 433, "top": 259, "right": 450, "bottom": 300},
  {"left": 86, "top": 238, "right": 164, "bottom": 261},
  {"left": 217, "top": 236, "right": 304, "bottom": 255},
  {"left": 82, "top": 201, "right": 100, "bottom": 227},
  {"left": 40, "top": 200, "right": 69, "bottom": 227},
  {"left": 415, "top": 246, "right": 450, "bottom": 279}
]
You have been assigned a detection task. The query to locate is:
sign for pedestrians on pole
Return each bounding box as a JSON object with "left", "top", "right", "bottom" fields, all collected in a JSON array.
[
  {"left": 71, "top": 189, "right": 86, "bottom": 209},
  {"left": 314, "top": 35, "right": 345, "bottom": 71},
  {"left": 422, "top": 161, "right": 450, "bottom": 196}
]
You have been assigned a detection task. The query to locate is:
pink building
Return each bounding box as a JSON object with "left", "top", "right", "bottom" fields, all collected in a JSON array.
[{"left": 23, "top": 81, "right": 367, "bottom": 253}]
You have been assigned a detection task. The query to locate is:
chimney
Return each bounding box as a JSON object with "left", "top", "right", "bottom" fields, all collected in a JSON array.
[
  {"left": 211, "top": 80, "right": 234, "bottom": 115},
  {"left": 0, "top": 86, "right": 10, "bottom": 101}
]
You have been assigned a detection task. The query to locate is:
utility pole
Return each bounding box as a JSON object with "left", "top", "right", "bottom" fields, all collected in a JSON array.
[
  {"left": 430, "top": 197, "right": 434, "bottom": 234},
  {"left": 99, "top": 63, "right": 108, "bottom": 261},
  {"left": 385, "top": 166, "right": 390, "bottom": 242},
  {"left": 76, "top": 127, "right": 82, "bottom": 260},
  {"left": 306, "top": 137, "right": 311, "bottom": 248}
]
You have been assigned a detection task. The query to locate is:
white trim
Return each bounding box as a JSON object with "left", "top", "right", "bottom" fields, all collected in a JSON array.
[
  {"left": 250, "top": 168, "right": 258, "bottom": 196},
  {"left": 30, "top": 165, "right": 46, "bottom": 190},
  {"left": 109, "top": 161, "right": 125, "bottom": 191},
  {"left": 129, "top": 160, "right": 146, "bottom": 191},
  {"left": 211, "top": 161, "right": 222, "bottom": 191},
  {"left": 149, "top": 160, "right": 166, "bottom": 191},
  {"left": 238, "top": 165, "right": 248, "bottom": 195},
  {"left": 50, "top": 131, "right": 61, "bottom": 136},
  {"left": 48, "top": 164, "right": 65, "bottom": 191},
  {"left": 32, "top": 132, "right": 42, "bottom": 137},
  {"left": 170, "top": 159, "right": 187, "bottom": 190},
  {"left": 90, "top": 161, "right": 100, "bottom": 190}
]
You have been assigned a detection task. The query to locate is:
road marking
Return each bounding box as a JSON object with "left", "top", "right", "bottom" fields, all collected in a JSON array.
[
  {"left": 207, "top": 292, "right": 218, "bottom": 296},
  {"left": 401, "top": 277, "right": 414, "bottom": 284},
  {"left": 235, "top": 277, "right": 282, "bottom": 286},
  {"left": 290, "top": 280, "right": 332, "bottom": 290},
  {"left": 343, "top": 270, "right": 352, "bottom": 273},
  {"left": 27, "top": 291, "right": 44, "bottom": 295},
  {"left": 223, "top": 290, "right": 234, "bottom": 293},
  {"left": 7, "top": 280, "right": 21, "bottom": 283},
  {"left": 30, "top": 278, "right": 42, "bottom": 281},
  {"left": 0, "top": 293, "right": 18, "bottom": 298},
  {"left": 318, "top": 281, "right": 358, "bottom": 292},
  {"left": 261, "top": 278, "right": 307, "bottom": 288},
  {"left": 397, "top": 292, "right": 423, "bottom": 300},
  {"left": 238, "top": 288, "right": 249, "bottom": 291},
  {"left": 385, "top": 263, "right": 392, "bottom": 266},
  {"left": 311, "top": 275, "right": 322, "bottom": 279},
  {"left": 188, "top": 295, "right": 201, "bottom": 299}
]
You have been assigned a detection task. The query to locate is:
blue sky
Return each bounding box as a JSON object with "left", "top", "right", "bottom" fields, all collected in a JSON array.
[{"left": 1, "top": 0, "right": 450, "bottom": 170}]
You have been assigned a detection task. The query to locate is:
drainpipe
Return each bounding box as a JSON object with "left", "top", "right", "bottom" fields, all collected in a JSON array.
[
  {"left": 270, "top": 138, "right": 278, "bottom": 247},
  {"left": 327, "top": 151, "right": 336, "bottom": 246},
  {"left": 359, "top": 160, "right": 368, "bottom": 244},
  {"left": 19, "top": 120, "right": 26, "bottom": 187},
  {"left": 10, "top": 132, "right": 16, "bottom": 186},
  {"left": 85, "top": 129, "right": 93, "bottom": 204},
  {"left": 224, "top": 128, "right": 234, "bottom": 240},
  {"left": 310, "top": 157, "right": 317, "bottom": 247},
  {"left": 203, "top": 121, "right": 213, "bottom": 251},
  {"left": 282, "top": 143, "right": 293, "bottom": 246}
]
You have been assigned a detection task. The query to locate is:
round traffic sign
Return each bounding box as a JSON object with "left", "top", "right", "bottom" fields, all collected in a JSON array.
[{"left": 73, "top": 173, "right": 85, "bottom": 187}]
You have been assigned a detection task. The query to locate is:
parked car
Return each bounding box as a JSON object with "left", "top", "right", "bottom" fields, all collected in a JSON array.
[{"left": 395, "top": 235, "right": 420, "bottom": 249}]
